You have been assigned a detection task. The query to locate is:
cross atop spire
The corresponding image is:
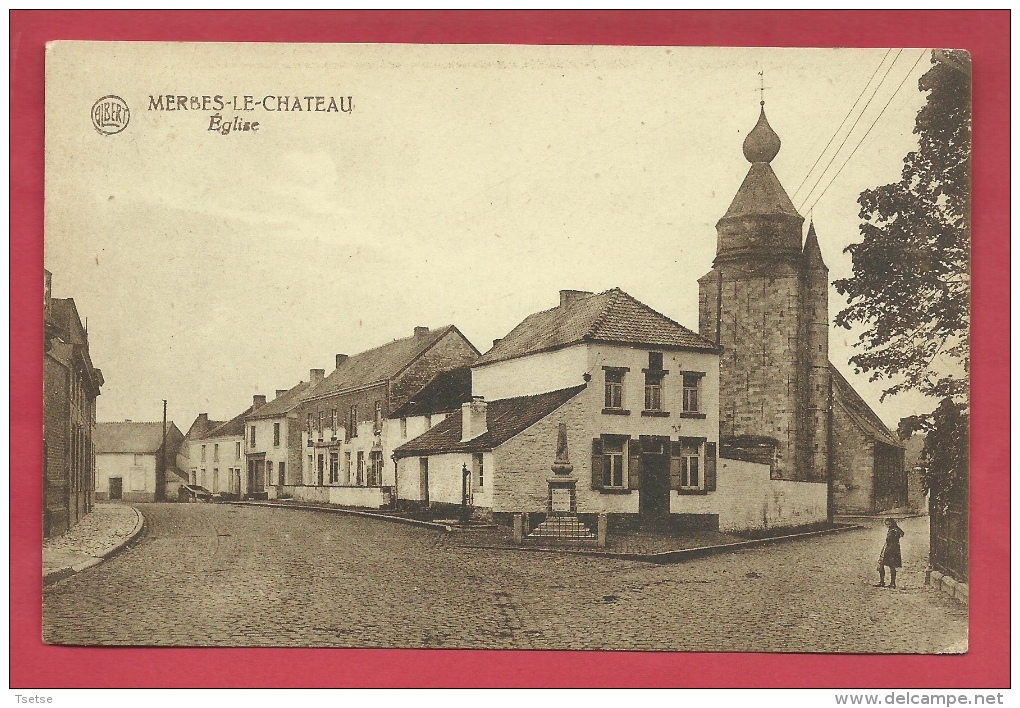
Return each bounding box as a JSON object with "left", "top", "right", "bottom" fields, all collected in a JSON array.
[{"left": 757, "top": 70, "right": 772, "bottom": 107}]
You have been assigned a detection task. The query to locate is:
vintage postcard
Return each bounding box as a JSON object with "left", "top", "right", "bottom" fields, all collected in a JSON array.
[{"left": 42, "top": 41, "right": 970, "bottom": 653}]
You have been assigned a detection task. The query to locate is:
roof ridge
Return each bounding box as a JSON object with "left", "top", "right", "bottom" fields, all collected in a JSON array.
[
  {"left": 585, "top": 287, "right": 623, "bottom": 339},
  {"left": 593, "top": 289, "right": 717, "bottom": 349}
]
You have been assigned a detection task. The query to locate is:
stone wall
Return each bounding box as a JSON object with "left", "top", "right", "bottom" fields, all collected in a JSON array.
[
  {"left": 701, "top": 259, "right": 806, "bottom": 480},
  {"left": 278, "top": 484, "right": 389, "bottom": 509},
  {"left": 830, "top": 401, "right": 875, "bottom": 513}
]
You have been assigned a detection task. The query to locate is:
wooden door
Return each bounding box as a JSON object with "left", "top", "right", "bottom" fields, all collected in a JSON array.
[{"left": 109, "top": 477, "right": 123, "bottom": 500}]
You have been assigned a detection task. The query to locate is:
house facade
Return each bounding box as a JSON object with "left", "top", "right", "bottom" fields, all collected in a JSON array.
[
  {"left": 245, "top": 380, "right": 314, "bottom": 497},
  {"left": 95, "top": 421, "right": 186, "bottom": 502},
  {"left": 43, "top": 270, "right": 104, "bottom": 537},
  {"left": 273, "top": 326, "right": 479, "bottom": 508},
  {"left": 186, "top": 408, "right": 250, "bottom": 496},
  {"left": 394, "top": 289, "right": 826, "bottom": 532},
  {"left": 697, "top": 105, "right": 906, "bottom": 513}
]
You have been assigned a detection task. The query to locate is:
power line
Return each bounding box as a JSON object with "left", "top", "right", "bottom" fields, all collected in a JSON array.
[
  {"left": 792, "top": 49, "right": 892, "bottom": 202},
  {"left": 807, "top": 49, "right": 929, "bottom": 212},
  {"left": 797, "top": 49, "right": 904, "bottom": 211}
]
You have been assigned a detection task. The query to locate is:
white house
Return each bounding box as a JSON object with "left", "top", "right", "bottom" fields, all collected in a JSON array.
[
  {"left": 95, "top": 421, "right": 186, "bottom": 502},
  {"left": 393, "top": 289, "right": 828, "bottom": 533}
]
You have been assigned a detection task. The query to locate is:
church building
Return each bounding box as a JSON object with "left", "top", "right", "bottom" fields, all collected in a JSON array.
[{"left": 698, "top": 103, "right": 907, "bottom": 514}]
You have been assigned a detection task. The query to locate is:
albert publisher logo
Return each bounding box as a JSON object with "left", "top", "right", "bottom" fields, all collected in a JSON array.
[{"left": 91, "top": 95, "right": 129, "bottom": 135}]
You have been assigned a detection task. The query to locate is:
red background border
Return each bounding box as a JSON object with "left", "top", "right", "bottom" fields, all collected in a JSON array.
[{"left": 10, "top": 10, "right": 1009, "bottom": 688}]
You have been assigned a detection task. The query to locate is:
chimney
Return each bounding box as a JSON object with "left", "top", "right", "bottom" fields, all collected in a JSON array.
[
  {"left": 335, "top": 353, "right": 348, "bottom": 369},
  {"left": 124, "top": 419, "right": 132, "bottom": 422},
  {"left": 275, "top": 389, "right": 288, "bottom": 399},
  {"left": 310, "top": 368, "right": 325, "bottom": 385},
  {"left": 414, "top": 326, "right": 430, "bottom": 339},
  {"left": 461, "top": 396, "right": 488, "bottom": 443},
  {"left": 559, "top": 290, "right": 593, "bottom": 308},
  {"left": 253, "top": 394, "right": 267, "bottom": 409},
  {"left": 197, "top": 413, "right": 208, "bottom": 422},
  {"left": 492, "top": 338, "right": 502, "bottom": 347}
]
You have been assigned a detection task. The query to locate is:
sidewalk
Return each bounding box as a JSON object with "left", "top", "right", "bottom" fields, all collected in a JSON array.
[{"left": 43, "top": 502, "right": 144, "bottom": 585}]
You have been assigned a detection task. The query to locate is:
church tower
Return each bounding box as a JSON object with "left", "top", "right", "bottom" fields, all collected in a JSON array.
[{"left": 698, "top": 104, "right": 830, "bottom": 481}]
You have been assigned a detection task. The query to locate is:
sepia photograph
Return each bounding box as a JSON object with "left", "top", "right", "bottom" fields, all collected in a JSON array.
[{"left": 38, "top": 40, "right": 974, "bottom": 656}]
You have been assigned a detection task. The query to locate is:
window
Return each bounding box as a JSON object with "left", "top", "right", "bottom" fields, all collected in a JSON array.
[
  {"left": 644, "top": 371, "right": 665, "bottom": 411},
  {"left": 345, "top": 452, "right": 352, "bottom": 485},
  {"left": 214, "top": 443, "right": 220, "bottom": 462},
  {"left": 683, "top": 373, "right": 702, "bottom": 413},
  {"left": 278, "top": 461, "right": 286, "bottom": 485},
  {"left": 317, "top": 454, "right": 325, "bottom": 486},
  {"left": 200, "top": 445, "right": 206, "bottom": 463},
  {"left": 317, "top": 411, "right": 324, "bottom": 437},
  {"left": 356, "top": 451, "right": 365, "bottom": 486},
  {"left": 190, "top": 469, "right": 197, "bottom": 485},
  {"left": 369, "top": 451, "right": 384, "bottom": 486},
  {"left": 400, "top": 417, "right": 407, "bottom": 438},
  {"left": 473, "top": 452, "right": 484, "bottom": 488},
  {"left": 213, "top": 468, "right": 219, "bottom": 491},
  {"left": 680, "top": 440, "right": 701, "bottom": 489},
  {"left": 267, "top": 461, "right": 273, "bottom": 484},
  {"left": 200, "top": 469, "right": 207, "bottom": 488},
  {"left": 329, "top": 452, "right": 339, "bottom": 484},
  {"left": 605, "top": 368, "right": 625, "bottom": 409},
  {"left": 306, "top": 413, "right": 313, "bottom": 437},
  {"left": 349, "top": 406, "right": 359, "bottom": 438},
  {"left": 331, "top": 409, "right": 338, "bottom": 435},
  {"left": 134, "top": 453, "right": 144, "bottom": 466},
  {"left": 273, "top": 422, "right": 281, "bottom": 447},
  {"left": 235, "top": 441, "right": 241, "bottom": 459},
  {"left": 250, "top": 426, "right": 256, "bottom": 447},
  {"left": 374, "top": 401, "right": 383, "bottom": 434},
  {"left": 602, "top": 438, "right": 626, "bottom": 488}
]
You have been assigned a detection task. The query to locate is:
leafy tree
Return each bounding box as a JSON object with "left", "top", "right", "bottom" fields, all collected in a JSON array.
[
  {"left": 898, "top": 399, "right": 969, "bottom": 509},
  {"left": 834, "top": 50, "right": 971, "bottom": 403}
]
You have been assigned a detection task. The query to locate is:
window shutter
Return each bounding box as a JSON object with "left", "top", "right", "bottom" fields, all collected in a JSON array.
[
  {"left": 628, "top": 439, "right": 642, "bottom": 490},
  {"left": 591, "top": 438, "right": 603, "bottom": 490},
  {"left": 669, "top": 441, "right": 682, "bottom": 490},
  {"left": 705, "top": 442, "right": 718, "bottom": 492}
]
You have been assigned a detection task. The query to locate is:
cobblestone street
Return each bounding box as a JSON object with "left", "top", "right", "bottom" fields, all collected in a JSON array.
[{"left": 43, "top": 504, "right": 967, "bottom": 652}]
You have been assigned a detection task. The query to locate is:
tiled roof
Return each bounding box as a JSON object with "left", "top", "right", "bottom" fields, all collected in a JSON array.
[
  {"left": 204, "top": 405, "right": 256, "bottom": 438},
  {"left": 829, "top": 364, "right": 903, "bottom": 448},
  {"left": 185, "top": 416, "right": 224, "bottom": 441},
  {"left": 95, "top": 421, "right": 182, "bottom": 454},
  {"left": 388, "top": 366, "right": 473, "bottom": 419},
  {"left": 247, "top": 381, "right": 313, "bottom": 420},
  {"left": 475, "top": 289, "right": 717, "bottom": 366},
  {"left": 307, "top": 325, "right": 478, "bottom": 399},
  {"left": 392, "top": 385, "right": 586, "bottom": 458}
]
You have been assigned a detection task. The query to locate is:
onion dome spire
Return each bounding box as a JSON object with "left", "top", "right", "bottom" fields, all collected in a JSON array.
[{"left": 742, "top": 103, "right": 782, "bottom": 164}]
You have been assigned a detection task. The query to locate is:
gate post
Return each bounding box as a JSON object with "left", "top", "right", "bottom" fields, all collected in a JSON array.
[
  {"left": 597, "top": 512, "right": 608, "bottom": 548},
  {"left": 513, "top": 513, "right": 524, "bottom": 544}
]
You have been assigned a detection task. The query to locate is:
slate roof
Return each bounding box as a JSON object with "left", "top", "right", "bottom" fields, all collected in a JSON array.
[
  {"left": 829, "top": 364, "right": 903, "bottom": 448},
  {"left": 475, "top": 288, "right": 717, "bottom": 366},
  {"left": 247, "top": 381, "right": 313, "bottom": 420},
  {"left": 204, "top": 405, "right": 256, "bottom": 438},
  {"left": 720, "top": 162, "right": 802, "bottom": 221},
  {"left": 392, "top": 385, "right": 586, "bottom": 458},
  {"left": 388, "top": 366, "right": 473, "bottom": 419},
  {"left": 307, "top": 325, "right": 478, "bottom": 400},
  {"left": 95, "top": 421, "right": 183, "bottom": 454}
]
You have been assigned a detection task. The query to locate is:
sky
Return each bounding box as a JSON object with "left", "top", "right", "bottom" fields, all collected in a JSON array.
[{"left": 44, "top": 43, "right": 941, "bottom": 432}]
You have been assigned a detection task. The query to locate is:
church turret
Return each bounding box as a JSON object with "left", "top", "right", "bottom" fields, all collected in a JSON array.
[
  {"left": 714, "top": 104, "right": 804, "bottom": 263},
  {"left": 699, "top": 103, "right": 828, "bottom": 482},
  {"left": 799, "top": 221, "right": 831, "bottom": 482}
]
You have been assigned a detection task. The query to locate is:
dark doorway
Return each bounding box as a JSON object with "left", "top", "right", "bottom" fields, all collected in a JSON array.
[
  {"left": 109, "top": 477, "right": 123, "bottom": 500},
  {"left": 639, "top": 453, "right": 670, "bottom": 517}
]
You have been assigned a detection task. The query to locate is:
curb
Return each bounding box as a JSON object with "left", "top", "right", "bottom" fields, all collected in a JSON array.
[
  {"left": 925, "top": 568, "right": 969, "bottom": 605},
  {"left": 462, "top": 524, "right": 865, "bottom": 563},
  {"left": 227, "top": 500, "right": 455, "bottom": 532},
  {"left": 43, "top": 506, "right": 146, "bottom": 587}
]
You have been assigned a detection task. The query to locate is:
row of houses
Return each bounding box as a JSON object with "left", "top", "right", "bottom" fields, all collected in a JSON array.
[{"left": 90, "top": 104, "right": 909, "bottom": 535}]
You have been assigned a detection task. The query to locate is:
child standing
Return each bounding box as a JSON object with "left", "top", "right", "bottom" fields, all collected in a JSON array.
[{"left": 876, "top": 518, "right": 905, "bottom": 588}]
